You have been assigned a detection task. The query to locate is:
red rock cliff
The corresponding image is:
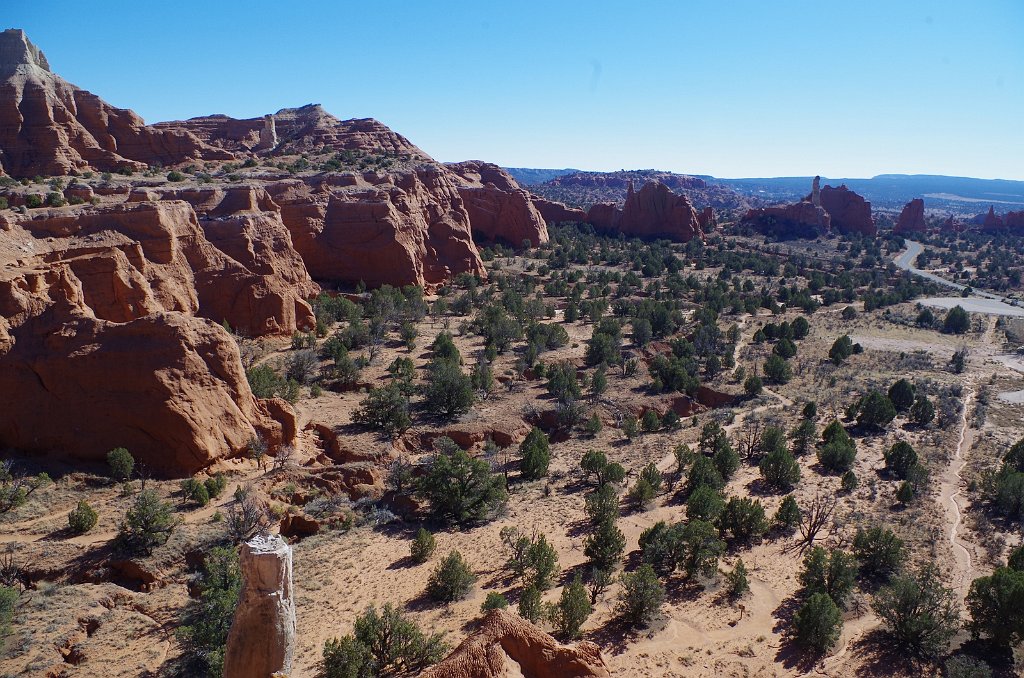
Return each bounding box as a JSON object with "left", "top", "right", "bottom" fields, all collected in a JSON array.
[
  {"left": 0, "top": 29, "right": 233, "bottom": 177},
  {"left": 448, "top": 161, "right": 549, "bottom": 247}
]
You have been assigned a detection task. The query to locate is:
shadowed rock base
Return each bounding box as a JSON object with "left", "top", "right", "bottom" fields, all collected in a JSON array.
[{"left": 223, "top": 535, "right": 297, "bottom": 678}]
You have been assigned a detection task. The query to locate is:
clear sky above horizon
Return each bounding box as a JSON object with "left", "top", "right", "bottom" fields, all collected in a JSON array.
[{"left": 8, "top": 1, "right": 1023, "bottom": 179}]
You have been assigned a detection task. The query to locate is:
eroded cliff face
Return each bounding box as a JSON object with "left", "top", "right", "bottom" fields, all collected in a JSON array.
[
  {"left": 0, "top": 29, "right": 232, "bottom": 178},
  {"left": 740, "top": 201, "right": 831, "bottom": 239},
  {"left": 266, "top": 167, "right": 486, "bottom": 287},
  {"left": 0, "top": 201, "right": 304, "bottom": 474},
  {"left": 818, "top": 184, "right": 875, "bottom": 236},
  {"left": 448, "top": 161, "right": 549, "bottom": 247}
]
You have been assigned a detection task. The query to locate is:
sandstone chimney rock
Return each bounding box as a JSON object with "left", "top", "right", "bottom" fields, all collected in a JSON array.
[
  {"left": 421, "top": 609, "right": 609, "bottom": 678},
  {"left": 223, "top": 535, "right": 297, "bottom": 678}
]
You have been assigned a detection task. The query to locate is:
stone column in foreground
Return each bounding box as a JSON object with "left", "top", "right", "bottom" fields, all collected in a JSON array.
[{"left": 223, "top": 534, "right": 296, "bottom": 678}]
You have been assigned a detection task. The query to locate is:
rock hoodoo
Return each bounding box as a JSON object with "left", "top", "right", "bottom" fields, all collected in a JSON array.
[
  {"left": 894, "top": 198, "right": 927, "bottom": 234},
  {"left": 982, "top": 205, "right": 1004, "bottom": 230},
  {"left": 223, "top": 535, "right": 297, "bottom": 678},
  {"left": 420, "top": 609, "right": 609, "bottom": 678},
  {"left": 586, "top": 180, "right": 704, "bottom": 242}
]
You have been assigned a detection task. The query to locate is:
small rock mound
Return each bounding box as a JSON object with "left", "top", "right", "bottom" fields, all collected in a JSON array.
[{"left": 421, "top": 609, "right": 609, "bottom": 678}]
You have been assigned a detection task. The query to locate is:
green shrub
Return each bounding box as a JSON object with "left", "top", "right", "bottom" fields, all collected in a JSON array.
[
  {"left": 180, "top": 478, "right": 210, "bottom": 507},
  {"left": 555, "top": 574, "right": 592, "bottom": 639},
  {"left": 793, "top": 592, "right": 842, "bottom": 653},
  {"left": 616, "top": 564, "right": 664, "bottom": 628},
  {"left": 818, "top": 440, "right": 856, "bottom": 474},
  {"left": 68, "top": 500, "right": 98, "bottom": 534},
  {"left": 167, "top": 170, "right": 185, "bottom": 182},
  {"left": 416, "top": 445, "right": 506, "bottom": 525},
  {"left": 46, "top": 191, "right": 66, "bottom": 207},
  {"left": 719, "top": 497, "right": 767, "bottom": 543},
  {"left": 841, "top": 470, "right": 859, "bottom": 492},
  {"left": 857, "top": 391, "right": 896, "bottom": 430},
  {"left": 116, "top": 489, "right": 175, "bottom": 555},
  {"left": 176, "top": 547, "right": 241, "bottom": 677},
  {"left": 942, "top": 305, "right": 970, "bottom": 334},
  {"left": 944, "top": 656, "right": 992, "bottom": 678},
  {"left": 799, "top": 546, "right": 857, "bottom": 607},
  {"left": 871, "top": 563, "right": 959, "bottom": 659},
  {"left": 107, "top": 447, "right": 135, "bottom": 481},
  {"left": 584, "top": 517, "right": 625, "bottom": 573},
  {"left": 411, "top": 528, "right": 437, "bottom": 564},
  {"left": 518, "top": 585, "right": 543, "bottom": 623},
  {"left": 853, "top": 526, "right": 906, "bottom": 583},
  {"left": 686, "top": 484, "right": 724, "bottom": 522},
  {"left": 353, "top": 383, "right": 411, "bottom": 436},
  {"left": 204, "top": 474, "right": 227, "bottom": 499},
  {"left": 965, "top": 566, "right": 1024, "bottom": 646},
  {"left": 774, "top": 495, "right": 801, "bottom": 530},
  {"left": 0, "top": 586, "right": 18, "bottom": 653},
  {"left": 726, "top": 559, "right": 750, "bottom": 599},
  {"left": 481, "top": 592, "right": 508, "bottom": 612},
  {"left": 759, "top": 447, "right": 801, "bottom": 492},
  {"left": 426, "top": 551, "right": 476, "bottom": 602},
  {"left": 320, "top": 603, "right": 447, "bottom": 678},
  {"left": 25, "top": 194, "right": 43, "bottom": 209},
  {"left": 519, "top": 427, "right": 550, "bottom": 480}
]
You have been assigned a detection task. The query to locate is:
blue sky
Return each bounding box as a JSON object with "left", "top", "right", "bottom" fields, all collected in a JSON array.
[{"left": 8, "top": 1, "right": 1023, "bottom": 179}]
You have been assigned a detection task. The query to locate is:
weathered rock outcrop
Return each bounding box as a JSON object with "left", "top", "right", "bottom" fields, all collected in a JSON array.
[
  {"left": 448, "top": 161, "right": 548, "bottom": 246},
  {"left": 532, "top": 197, "right": 588, "bottom": 225},
  {"left": 223, "top": 535, "right": 297, "bottom": 678},
  {"left": 745, "top": 178, "right": 874, "bottom": 239},
  {"left": 894, "top": 198, "right": 927, "bottom": 234},
  {"left": 1006, "top": 211, "right": 1024, "bottom": 229},
  {"left": 740, "top": 200, "right": 831, "bottom": 239},
  {"left": 421, "top": 609, "right": 609, "bottom": 678},
  {"left": 0, "top": 29, "right": 232, "bottom": 177},
  {"left": 586, "top": 180, "right": 704, "bottom": 242},
  {"left": 0, "top": 201, "right": 303, "bottom": 473},
  {"left": 0, "top": 309, "right": 291, "bottom": 475},
  {"left": 266, "top": 169, "right": 486, "bottom": 287},
  {"left": 817, "top": 184, "right": 875, "bottom": 236},
  {"left": 156, "top": 105, "right": 430, "bottom": 160}
]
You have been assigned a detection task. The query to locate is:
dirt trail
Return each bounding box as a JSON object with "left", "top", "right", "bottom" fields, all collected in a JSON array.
[{"left": 943, "top": 385, "right": 977, "bottom": 598}]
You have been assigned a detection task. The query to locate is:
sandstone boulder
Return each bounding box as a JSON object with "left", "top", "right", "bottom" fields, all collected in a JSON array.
[
  {"left": 894, "top": 198, "right": 927, "bottom": 234},
  {"left": 421, "top": 609, "right": 609, "bottom": 678},
  {"left": 223, "top": 535, "right": 297, "bottom": 678}
]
